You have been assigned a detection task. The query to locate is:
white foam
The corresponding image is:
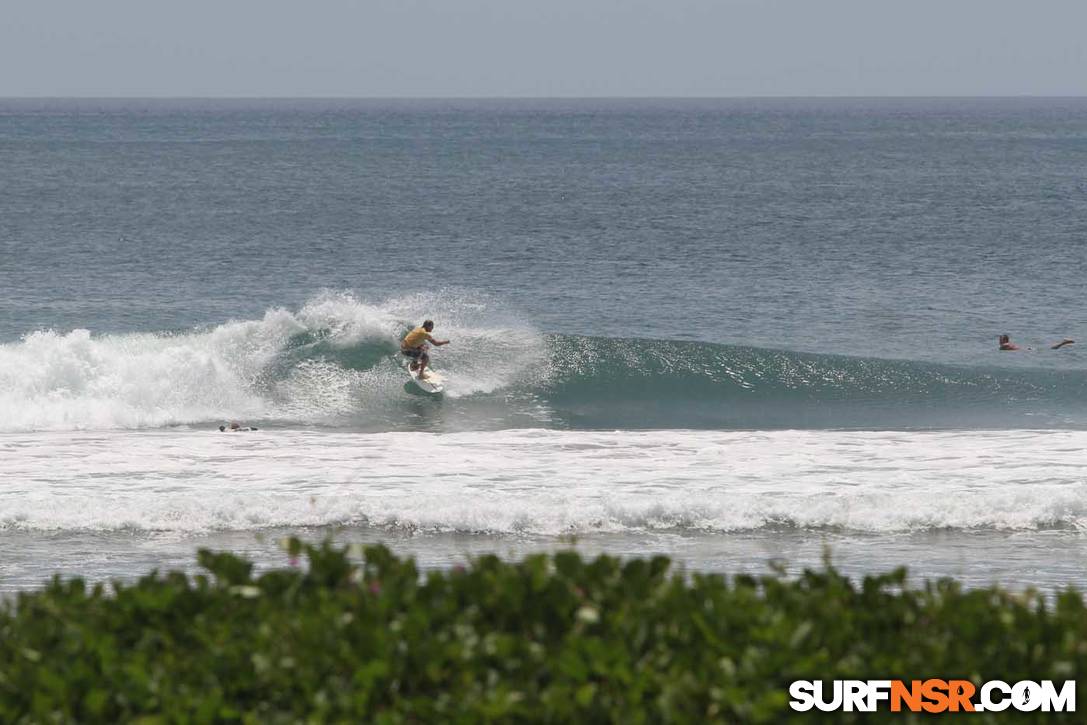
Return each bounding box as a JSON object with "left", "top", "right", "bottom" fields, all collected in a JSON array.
[
  {"left": 0, "top": 291, "right": 546, "bottom": 431},
  {"left": 2, "top": 428, "right": 1084, "bottom": 534}
]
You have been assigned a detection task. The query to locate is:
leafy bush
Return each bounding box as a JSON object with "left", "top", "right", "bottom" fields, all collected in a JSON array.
[{"left": 0, "top": 540, "right": 1083, "bottom": 722}]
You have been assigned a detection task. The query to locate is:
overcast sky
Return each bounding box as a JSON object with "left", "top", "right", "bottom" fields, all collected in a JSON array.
[{"left": 4, "top": 0, "right": 1086, "bottom": 97}]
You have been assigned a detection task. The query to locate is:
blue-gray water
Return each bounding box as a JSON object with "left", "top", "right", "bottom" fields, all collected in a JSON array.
[{"left": 2, "top": 98, "right": 1086, "bottom": 591}]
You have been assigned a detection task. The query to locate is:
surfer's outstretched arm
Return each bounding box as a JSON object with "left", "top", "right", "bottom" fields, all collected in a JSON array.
[{"left": 1051, "top": 338, "right": 1075, "bottom": 349}]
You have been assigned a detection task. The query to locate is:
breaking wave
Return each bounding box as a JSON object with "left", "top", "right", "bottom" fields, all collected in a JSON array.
[{"left": 2, "top": 292, "right": 1087, "bottom": 432}]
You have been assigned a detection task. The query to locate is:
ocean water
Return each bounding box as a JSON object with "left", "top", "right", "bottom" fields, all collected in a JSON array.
[{"left": 2, "top": 98, "right": 1086, "bottom": 591}]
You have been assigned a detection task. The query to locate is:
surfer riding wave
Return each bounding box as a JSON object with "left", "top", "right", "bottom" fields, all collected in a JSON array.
[{"left": 400, "top": 319, "right": 450, "bottom": 379}]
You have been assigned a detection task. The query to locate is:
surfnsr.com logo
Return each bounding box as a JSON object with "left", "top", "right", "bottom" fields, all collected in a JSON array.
[{"left": 789, "top": 680, "right": 1076, "bottom": 713}]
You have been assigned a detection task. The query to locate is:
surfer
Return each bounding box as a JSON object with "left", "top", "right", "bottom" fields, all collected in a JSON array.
[
  {"left": 218, "top": 422, "right": 258, "bottom": 432},
  {"left": 998, "top": 334, "right": 1074, "bottom": 351},
  {"left": 401, "top": 320, "right": 450, "bottom": 379}
]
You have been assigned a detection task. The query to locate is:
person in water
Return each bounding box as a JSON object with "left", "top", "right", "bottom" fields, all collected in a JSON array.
[
  {"left": 998, "top": 334, "right": 1074, "bottom": 351},
  {"left": 401, "top": 319, "right": 450, "bottom": 379},
  {"left": 219, "top": 421, "right": 258, "bottom": 432}
]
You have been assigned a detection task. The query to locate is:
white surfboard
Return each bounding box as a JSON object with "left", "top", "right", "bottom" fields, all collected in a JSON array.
[{"left": 407, "top": 365, "right": 445, "bottom": 394}]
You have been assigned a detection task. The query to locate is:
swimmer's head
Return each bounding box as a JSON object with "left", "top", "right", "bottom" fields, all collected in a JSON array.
[
  {"left": 423, "top": 320, "right": 434, "bottom": 331},
  {"left": 999, "top": 334, "right": 1010, "bottom": 344}
]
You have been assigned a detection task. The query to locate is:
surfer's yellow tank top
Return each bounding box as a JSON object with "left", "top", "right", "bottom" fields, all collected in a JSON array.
[{"left": 402, "top": 326, "right": 429, "bottom": 348}]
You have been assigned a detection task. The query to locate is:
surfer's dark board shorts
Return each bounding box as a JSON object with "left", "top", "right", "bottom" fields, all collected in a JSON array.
[{"left": 402, "top": 348, "right": 425, "bottom": 360}]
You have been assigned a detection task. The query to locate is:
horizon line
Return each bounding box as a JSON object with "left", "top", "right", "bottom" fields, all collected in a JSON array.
[{"left": 3, "top": 94, "right": 1087, "bottom": 101}]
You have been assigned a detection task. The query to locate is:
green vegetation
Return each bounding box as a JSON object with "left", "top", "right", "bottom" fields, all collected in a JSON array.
[{"left": 0, "top": 540, "right": 1083, "bottom": 722}]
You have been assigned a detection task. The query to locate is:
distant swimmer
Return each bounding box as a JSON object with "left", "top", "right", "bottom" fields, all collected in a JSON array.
[
  {"left": 400, "top": 319, "right": 450, "bottom": 379},
  {"left": 998, "top": 334, "right": 1021, "bottom": 351},
  {"left": 219, "top": 421, "right": 259, "bottom": 432},
  {"left": 998, "top": 334, "right": 1074, "bottom": 351}
]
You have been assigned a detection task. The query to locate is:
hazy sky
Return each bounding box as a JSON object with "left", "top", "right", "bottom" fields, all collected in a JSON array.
[{"left": 4, "top": 0, "right": 1086, "bottom": 97}]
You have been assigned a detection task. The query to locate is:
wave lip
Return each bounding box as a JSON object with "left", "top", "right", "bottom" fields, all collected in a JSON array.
[{"left": 3, "top": 429, "right": 1085, "bottom": 535}]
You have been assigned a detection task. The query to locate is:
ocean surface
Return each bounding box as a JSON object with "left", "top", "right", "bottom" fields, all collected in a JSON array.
[{"left": 2, "top": 98, "right": 1086, "bottom": 591}]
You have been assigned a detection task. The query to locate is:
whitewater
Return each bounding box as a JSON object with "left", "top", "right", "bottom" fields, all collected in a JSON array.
[
  {"left": 4, "top": 425, "right": 1086, "bottom": 591},
  {"left": 0, "top": 292, "right": 548, "bottom": 432},
  {"left": 5, "top": 428, "right": 1086, "bottom": 535}
]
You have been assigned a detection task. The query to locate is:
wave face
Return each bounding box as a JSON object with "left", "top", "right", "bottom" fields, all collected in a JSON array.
[
  {"left": 543, "top": 337, "right": 1087, "bottom": 430},
  {"left": 2, "top": 293, "right": 1086, "bottom": 432}
]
